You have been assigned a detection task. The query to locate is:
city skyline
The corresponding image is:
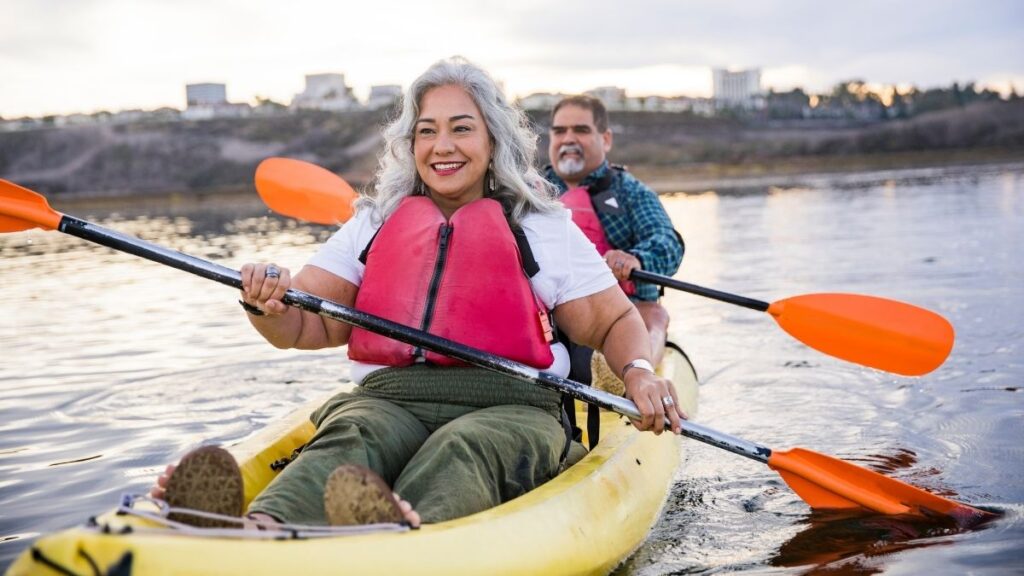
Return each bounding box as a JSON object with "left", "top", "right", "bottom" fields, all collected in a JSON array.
[{"left": 2, "top": 0, "right": 1022, "bottom": 118}]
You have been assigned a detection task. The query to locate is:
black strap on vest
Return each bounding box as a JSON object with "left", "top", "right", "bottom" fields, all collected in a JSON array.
[
  {"left": 357, "top": 224, "right": 383, "bottom": 265},
  {"left": 511, "top": 225, "right": 540, "bottom": 278},
  {"left": 562, "top": 341, "right": 603, "bottom": 450},
  {"left": 558, "top": 408, "right": 574, "bottom": 463},
  {"left": 587, "top": 166, "right": 618, "bottom": 196}
]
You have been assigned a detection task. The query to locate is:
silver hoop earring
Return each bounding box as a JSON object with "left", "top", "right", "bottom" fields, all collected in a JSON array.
[{"left": 488, "top": 163, "right": 496, "bottom": 193}]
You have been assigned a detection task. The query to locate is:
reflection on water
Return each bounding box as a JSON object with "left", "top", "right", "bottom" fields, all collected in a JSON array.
[
  {"left": 2, "top": 166, "right": 1023, "bottom": 573},
  {"left": 773, "top": 510, "right": 976, "bottom": 573}
]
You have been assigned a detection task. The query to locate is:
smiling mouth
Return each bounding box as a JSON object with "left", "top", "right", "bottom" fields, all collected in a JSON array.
[
  {"left": 432, "top": 162, "right": 465, "bottom": 175},
  {"left": 558, "top": 144, "right": 584, "bottom": 159}
]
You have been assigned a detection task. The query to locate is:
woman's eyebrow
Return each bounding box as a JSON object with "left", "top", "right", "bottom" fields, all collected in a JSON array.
[{"left": 415, "top": 114, "right": 475, "bottom": 125}]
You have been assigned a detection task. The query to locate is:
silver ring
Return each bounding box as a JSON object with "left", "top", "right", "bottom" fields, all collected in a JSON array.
[
  {"left": 265, "top": 265, "right": 281, "bottom": 279},
  {"left": 661, "top": 396, "right": 674, "bottom": 407}
]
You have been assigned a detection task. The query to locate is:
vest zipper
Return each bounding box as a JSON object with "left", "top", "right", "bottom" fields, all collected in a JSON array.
[{"left": 414, "top": 223, "right": 452, "bottom": 359}]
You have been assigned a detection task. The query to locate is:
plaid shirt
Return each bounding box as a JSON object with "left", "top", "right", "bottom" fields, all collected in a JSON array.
[{"left": 546, "top": 162, "right": 683, "bottom": 301}]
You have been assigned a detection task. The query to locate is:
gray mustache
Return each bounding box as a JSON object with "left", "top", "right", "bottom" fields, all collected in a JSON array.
[{"left": 558, "top": 144, "right": 583, "bottom": 157}]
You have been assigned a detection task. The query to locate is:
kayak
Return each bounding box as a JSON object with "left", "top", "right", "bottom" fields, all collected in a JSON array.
[{"left": 7, "top": 345, "right": 698, "bottom": 576}]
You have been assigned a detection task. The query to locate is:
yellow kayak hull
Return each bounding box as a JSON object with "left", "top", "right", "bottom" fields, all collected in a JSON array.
[{"left": 8, "top": 347, "right": 698, "bottom": 576}]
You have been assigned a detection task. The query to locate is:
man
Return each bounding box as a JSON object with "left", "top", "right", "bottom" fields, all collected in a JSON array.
[{"left": 544, "top": 95, "right": 683, "bottom": 382}]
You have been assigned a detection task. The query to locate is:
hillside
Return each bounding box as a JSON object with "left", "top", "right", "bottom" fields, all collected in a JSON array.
[{"left": 1, "top": 101, "right": 1022, "bottom": 198}]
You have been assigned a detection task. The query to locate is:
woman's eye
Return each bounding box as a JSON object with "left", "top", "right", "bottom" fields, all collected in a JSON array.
[
  {"left": 454, "top": 125, "right": 471, "bottom": 133},
  {"left": 417, "top": 127, "right": 435, "bottom": 136}
]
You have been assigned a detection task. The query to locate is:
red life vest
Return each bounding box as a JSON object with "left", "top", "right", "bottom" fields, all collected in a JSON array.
[
  {"left": 560, "top": 186, "right": 636, "bottom": 296},
  {"left": 347, "top": 196, "right": 555, "bottom": 368}
]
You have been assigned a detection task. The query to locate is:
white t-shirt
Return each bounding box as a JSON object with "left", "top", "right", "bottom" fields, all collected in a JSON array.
[{"left": 307, "top": 204, "right": 616, "bottom": 383}]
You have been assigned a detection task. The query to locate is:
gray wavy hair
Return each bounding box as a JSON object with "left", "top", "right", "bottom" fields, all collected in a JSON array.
[{"left": 358, "top": 56, "right": 560, "bottom": 225}]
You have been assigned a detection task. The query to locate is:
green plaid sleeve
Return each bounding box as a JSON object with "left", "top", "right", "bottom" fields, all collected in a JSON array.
[{"left": 600, "top": 171, "right": 683, "bottom": 300}]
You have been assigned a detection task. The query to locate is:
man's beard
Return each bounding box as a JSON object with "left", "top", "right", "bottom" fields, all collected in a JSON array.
[{"left": 556, "top": 144, "right": 586, "bottom": 176}]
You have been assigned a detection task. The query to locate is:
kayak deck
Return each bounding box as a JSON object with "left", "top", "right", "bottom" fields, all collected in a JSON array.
[{"left": 7, "top": 346, "right": 698, "bottom": 576}]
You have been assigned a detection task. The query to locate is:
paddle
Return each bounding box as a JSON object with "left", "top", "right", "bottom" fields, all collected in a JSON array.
[
  {"left": 629, "top": 270, "right": 955, "bottom": 376},
  {"left": 254, "top": 157, "right": 955, "bottom": 377},
  {"left": 0, "top": 175, "right": 994, "bottom": 528}
]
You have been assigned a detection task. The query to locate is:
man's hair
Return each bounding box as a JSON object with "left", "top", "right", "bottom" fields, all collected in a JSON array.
[{"left": 551, "top": 95, "right": 609, "bottom": 133}]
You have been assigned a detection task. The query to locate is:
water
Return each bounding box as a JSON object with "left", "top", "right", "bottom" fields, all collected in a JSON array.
[{"left": 2, "top": 164, "right": 1023, "bottom": 573}]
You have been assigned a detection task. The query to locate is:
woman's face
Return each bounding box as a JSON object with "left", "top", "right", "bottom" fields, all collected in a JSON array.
[{"left": 413, "top": 85, "right": 493, "bottom": 215}]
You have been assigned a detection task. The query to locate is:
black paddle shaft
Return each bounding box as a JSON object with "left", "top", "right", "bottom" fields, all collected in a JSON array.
[{"left": 630, "top": 270, "right": 770, "bottom": 312}]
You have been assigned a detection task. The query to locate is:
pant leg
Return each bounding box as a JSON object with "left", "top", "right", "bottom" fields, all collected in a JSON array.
[
  {"left": 247, "top": 392, "right": 429, "bottom": 525},
  {"left": 393, "top": 405, "right": 565, "bottom": 523}
]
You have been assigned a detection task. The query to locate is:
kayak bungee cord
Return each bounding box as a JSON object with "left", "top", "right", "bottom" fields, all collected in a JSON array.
[{"left": 114, "top": 494, "right": 411, "bottom": 539}]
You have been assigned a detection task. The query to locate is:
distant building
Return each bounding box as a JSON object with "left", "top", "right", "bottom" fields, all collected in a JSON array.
[
  {"left": 183, "top": 82, "right": 250, "bottom": 121},
  {"left": 712, "top": 68, "right": 765, "bottom": 110},
  {"left": 586, "top": 86, "right": 628, "bottom": 111},
  {"left": 291, "top": 73, "right": 358, "bottom": 111},
  {"left": 630, "top": 95, "right": 715, "bottom": 116},
  {"left": 0, "top": 117, "right": 44, "bottom": 132},
  {"left": 367, "top": 85, "right": 402, "bottom": 110},
  {"left": 766, "top": 88, "right": 811, "bottom": 119},
  {"left": 186, "top": 83, "right": 228, "bottom": 106},
  {"left": 517, "top": 92, "right": 566, "bottom": 111},
  {"left": 53, "top": 113, "right": 97, "bottom": 128}
]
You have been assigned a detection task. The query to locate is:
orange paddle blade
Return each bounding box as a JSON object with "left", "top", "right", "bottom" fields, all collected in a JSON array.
[
  {"left": 254, "top": 157, "right": 357, "bottom": 225},
  {"left": 0, "top": 179, "right": 63, "bottom": 232},
  {"left": 767, "top": 293, "right": 954, "bottom": 376},
  {"left": 769, "top": 448, "right": 994, "bottom": 528}
]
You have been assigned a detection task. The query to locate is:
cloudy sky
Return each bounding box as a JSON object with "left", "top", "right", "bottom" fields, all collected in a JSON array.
[{"left": 2, "top": 0, "right": 1022, "bottom": 118}]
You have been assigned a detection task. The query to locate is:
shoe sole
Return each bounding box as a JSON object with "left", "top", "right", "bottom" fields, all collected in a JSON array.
[
  {"left": 324, "top": 464, "right": 404, "bottom": 526},
  {"left": 165, "top": 445, "right": 244, "bottom": 528}
]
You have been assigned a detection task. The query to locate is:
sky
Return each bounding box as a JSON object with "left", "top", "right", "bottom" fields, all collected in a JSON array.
[{"left": 1, "top": 0, "right": 1022, "bottom": 118}]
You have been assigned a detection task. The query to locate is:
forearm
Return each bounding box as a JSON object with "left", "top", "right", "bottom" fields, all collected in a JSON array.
[
  {"left": 597, "top": 306, "right": 653, "bottom": 377},
  {"left": 554, "top": 286, "right": 682, "bottom": 432},
  {"left": 241, "top": 264, "right": 355, "bottom": 350},
  {"left": 556, "top": 288, "right": 652, "bottom": 374},
  {"left": 246, "top": 306, "right": 314, "bottom": 349}
]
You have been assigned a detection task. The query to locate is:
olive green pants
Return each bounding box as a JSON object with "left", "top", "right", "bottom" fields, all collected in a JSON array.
[{"left": 248, "top": 365, "right": 566, "bottom": 524}]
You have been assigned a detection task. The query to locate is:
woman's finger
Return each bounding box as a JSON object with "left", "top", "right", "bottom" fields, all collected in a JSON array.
[
  {"left": 240, "top": 263, "right": 255, "bottom": 294},
  {"left": 256, "top": 264, "right": 287, "bottom": 304},
  {"left": 658, "top": 382, "right": 683, "bottom": 433},
  {"left": 650, "top": 390, "right": 667, "bottom": 434},
  {"left": 639, "top": 395, "right": 657, "bottom": 432},
  {"left": 266, "top": 267, "right": 292, "bottom": 314}
]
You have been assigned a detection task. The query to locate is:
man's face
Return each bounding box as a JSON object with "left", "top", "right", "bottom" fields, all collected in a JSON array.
[{"left": 548, "top": 104, "right": 612, "bottom": 185}]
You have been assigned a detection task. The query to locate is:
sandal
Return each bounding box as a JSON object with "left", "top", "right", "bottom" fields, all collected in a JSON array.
[
  {"left": 323, "top": 464, "right": 404, "bottom": 526},
  {"left": 164, "top": 445, "right": 244, "bottom": 528}
]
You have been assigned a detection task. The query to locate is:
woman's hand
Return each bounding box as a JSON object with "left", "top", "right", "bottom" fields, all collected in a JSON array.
[
  {"left": 622, "top": 369, "right": 687, "bottom": 435},
  {"left": 240, "top": 263, "right": 291, "bottom": 316}
]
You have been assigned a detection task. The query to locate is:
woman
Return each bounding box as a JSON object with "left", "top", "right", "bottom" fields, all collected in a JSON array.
[{"left": 157, "top": 57, "right": 685, "bottom": 530}]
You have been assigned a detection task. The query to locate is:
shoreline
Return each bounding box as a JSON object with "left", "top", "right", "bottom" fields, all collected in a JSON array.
[
  {"left": 633, "top": 148, "right": 1024, "bottom": 194},
  {"left": 46, "top": 148, "right": 1024, "bottom": 209}
]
